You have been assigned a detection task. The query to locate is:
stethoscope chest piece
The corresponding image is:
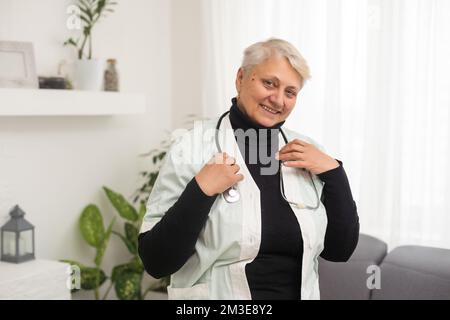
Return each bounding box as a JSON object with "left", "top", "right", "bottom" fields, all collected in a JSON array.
[{"left": 223, "top": 186, "right": 240, "bottom": 203}]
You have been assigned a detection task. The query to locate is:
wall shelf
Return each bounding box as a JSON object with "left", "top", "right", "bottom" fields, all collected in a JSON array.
[{"left": 0, "top": 88, "right": 146, "bottom": 116}]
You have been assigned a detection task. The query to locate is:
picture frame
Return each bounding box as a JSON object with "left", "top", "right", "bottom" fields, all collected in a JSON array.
[{"left": 0, "top": 41, "right": 38, "bottom": 89}]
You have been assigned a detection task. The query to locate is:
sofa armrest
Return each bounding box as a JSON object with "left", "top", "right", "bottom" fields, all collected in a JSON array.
[{"left": 319, "top": 233, "right": 388, "bottom": 300}]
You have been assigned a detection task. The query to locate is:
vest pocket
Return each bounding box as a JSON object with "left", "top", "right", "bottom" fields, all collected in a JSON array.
[{"left": 167, "top": 282, "right": 210, "bottom": 300}]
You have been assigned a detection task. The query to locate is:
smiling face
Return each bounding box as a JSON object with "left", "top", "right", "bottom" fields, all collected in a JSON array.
[{"left": 235, "top": 55, "right": 302, "bottom": 127}]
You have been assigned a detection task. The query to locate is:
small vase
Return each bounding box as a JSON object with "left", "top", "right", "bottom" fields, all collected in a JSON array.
[{"left": 73, "top": 59, "right": 106, "bottom": 91}]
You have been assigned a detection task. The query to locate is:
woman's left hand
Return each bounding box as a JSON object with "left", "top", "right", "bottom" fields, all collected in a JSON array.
[{"left": 276, "top": 139, "right": 339, "bottom": 175}]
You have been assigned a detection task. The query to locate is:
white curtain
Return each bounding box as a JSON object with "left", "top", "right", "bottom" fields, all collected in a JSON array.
[{"left": 200, "top": 0, "right": 450, "bottom": 250}]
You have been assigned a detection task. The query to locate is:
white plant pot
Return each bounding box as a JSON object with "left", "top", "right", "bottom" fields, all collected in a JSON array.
[{"left": 73, "top": 59, "right": 105, "bottom": 91}]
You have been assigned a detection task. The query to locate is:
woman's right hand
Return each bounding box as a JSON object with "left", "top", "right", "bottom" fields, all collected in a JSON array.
[{"left": 195, "top": 152, "right": 244, "bottom": 196}]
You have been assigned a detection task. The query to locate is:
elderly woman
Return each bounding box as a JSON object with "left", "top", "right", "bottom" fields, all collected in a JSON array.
[{"left": 138, "top": 38, "right": 359, "bottom": 300}]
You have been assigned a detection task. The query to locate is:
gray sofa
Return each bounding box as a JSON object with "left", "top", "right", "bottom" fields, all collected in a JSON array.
[{"left": 318, "top": 234, "right": 450, "bottom": 300}]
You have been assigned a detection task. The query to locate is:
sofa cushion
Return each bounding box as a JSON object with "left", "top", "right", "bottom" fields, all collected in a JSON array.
[
  {"left": 371, "top": 245, "right": 450, "bottom": 300},
  {"left": 319, "top": 234, "right": 388, "bottom": 300}
]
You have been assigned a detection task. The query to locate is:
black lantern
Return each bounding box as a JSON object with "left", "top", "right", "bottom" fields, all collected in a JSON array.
[{"left": 1, "top": 205, "right": 35, "bottom": 263}]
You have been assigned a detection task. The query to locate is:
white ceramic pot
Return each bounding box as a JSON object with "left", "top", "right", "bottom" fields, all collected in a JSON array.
[{"left": 73, "top": 59, "right": 106, "bottom": 91}]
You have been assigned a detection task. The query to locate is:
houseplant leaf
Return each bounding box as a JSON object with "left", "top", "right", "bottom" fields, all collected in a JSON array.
[
  {"left": 115, "top": 272, "right": 142, "bottom": 300},
  {"left": 78, "top": 0, "right": 92, "bottom": 11},
  {"left": 79, "top": 204, "right": 105, "bottom": 247},
  {"left": 112, "top": 231, "right": 135, "bottom": 254},
  {"left": 94, "top": 217, "right": 116, "bottom": 266},
  {"left": 80, "top": 267, "right": 107, "bottom": 290},
  {"left": 124, "top": 223, "right": 139, "bottom": 254},
  {"left": 63, "top": 38, "right": 79, "bottom": 47},
  {"left": 103, "top": 186, "right": 138, "bottom": 221},
  {"left": 79, "top": 6, "right": 93, "bottom": 21},
  {"left": 138, "top": 201, "right": 146, "bottom": 220},
  {"left": 111, "top": 264, "right": 132, "bottom": 283},
  {"left": 111, "top": 257, "right": 144, "bottom": 283},
  {"left": 149, "top": 172, "right": 159, "bottom": 187},
  {"left": 130, "top": 256, "right": 145, "bottom": 273}
]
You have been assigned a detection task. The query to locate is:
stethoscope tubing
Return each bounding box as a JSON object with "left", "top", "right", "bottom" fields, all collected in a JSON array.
[{"left": 214, "top": 111, "right": 320, "bottom": 209}]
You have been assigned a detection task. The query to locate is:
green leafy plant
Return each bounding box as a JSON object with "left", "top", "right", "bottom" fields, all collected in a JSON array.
[
  {"left": 63, "top": 116, "right": 201, "bottom": 300},
  {"left": 132, "top": 140, "right": 171, "bottom": 206},
  {"left": 64, "top": 0, "right": 117, "bottom": 59},
  {"left": 132, "top": 114, "right": 200, "bottom": 206},
  {"left": 63, "top": 187, "right": 168, "bottom": 300}
]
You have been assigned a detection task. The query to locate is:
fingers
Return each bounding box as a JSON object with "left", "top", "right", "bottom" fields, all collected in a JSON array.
[
  {"left": 225, "top": 154, "right": 236, "bottom": 165},
  {"left": 279, "top": 139, "right": 308, "bottom": 154},
  {"left": 213, "top": 152, "right": 227, "bottom": 164},
  {"left": 281, "top": 143, "right": 305, "bottom": 154},
  {"left": 220, "top": 152, "right": 235, "bottom": 165},
  {"left": 208, "top": 152, "right": 242, "bottom": 176},
  {"left": 293, "top": 138, "right": 308, "bottom": 146},
  {"left": 283, "top": 160, "right": 307, "bottom": 168},
  {"left": 278, "top": 151, "right": 304, "bottom": 162},
  {"left": 210, "top": 152, "right": 236, "bottom": 165}
]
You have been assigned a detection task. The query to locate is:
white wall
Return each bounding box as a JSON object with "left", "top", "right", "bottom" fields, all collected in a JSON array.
[
  {"left": 170, "top": 0, "right": 203, "bottom": 128},
  {"left": 0, "top": 0, "right": 172, "bottom": 298}
]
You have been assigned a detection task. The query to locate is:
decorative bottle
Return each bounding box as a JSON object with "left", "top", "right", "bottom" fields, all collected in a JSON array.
[{"left": 104, "top": 58, "right": 119, "bottom": 91}]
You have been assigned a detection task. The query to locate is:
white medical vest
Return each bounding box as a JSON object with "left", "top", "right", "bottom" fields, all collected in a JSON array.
[{"left": 140, "top": 115, "right": 328, "bottom": 300}]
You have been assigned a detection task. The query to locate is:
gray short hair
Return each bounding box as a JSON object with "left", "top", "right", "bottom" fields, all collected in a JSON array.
[{"left": 241, "top": 38, "right": 311, "bottom": 88}]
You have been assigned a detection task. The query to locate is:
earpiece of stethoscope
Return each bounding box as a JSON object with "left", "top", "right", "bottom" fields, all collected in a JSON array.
[{"left": 223, "top": 185, "right": 240, "bottom": 203}]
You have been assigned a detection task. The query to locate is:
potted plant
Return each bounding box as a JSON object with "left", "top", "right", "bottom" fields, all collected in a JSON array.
[
  {"left": 62, "top": 187, "right": 169, "bottom": 300},
  {"left": 63, "top": 0, "right": 117, "bottom": 91},
  {"left": 62, "top": 118, "right": 199, "bottom": 299},
  {"left": 62, "top": 141, "right": 171, "bottom": 300}
]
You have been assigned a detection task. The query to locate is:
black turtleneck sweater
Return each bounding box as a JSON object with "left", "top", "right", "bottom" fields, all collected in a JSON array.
[
  {"left": 138, "top": 98, "right": 360, "bottom": 300},
  {"left": 229, "top": 100, "right": 303, "bottom": 299}
]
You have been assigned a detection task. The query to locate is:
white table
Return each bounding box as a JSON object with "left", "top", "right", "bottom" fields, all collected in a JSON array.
[{"left": 0, "top": 259, "right": 71, "bottom": 299}]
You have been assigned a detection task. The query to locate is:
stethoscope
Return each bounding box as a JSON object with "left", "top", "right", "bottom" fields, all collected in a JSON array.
[{"left": 215, "top": 111, "right": 320, "bottom": 210}]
